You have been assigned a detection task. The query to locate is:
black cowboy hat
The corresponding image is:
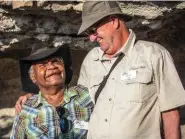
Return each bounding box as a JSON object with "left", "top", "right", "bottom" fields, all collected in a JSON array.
[{"left": 19, "top": 42, "right": 72, "bottom": 94}]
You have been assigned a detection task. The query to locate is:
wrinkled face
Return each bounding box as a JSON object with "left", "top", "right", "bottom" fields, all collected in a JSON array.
[
  {"left": 85, "top": 17, "right": 119, "bottom": 56},
  {"left": 30, "top": 57, "right": 65, "bottom": 89}
]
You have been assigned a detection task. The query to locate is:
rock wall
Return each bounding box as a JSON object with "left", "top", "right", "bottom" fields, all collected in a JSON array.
[{"left": 0, "top": 1, "right": 185, "bottom": 138}]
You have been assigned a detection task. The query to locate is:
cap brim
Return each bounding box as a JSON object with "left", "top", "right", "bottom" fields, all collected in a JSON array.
[{"left": 78, "top": 13, "right": 132, "bottom": 35}]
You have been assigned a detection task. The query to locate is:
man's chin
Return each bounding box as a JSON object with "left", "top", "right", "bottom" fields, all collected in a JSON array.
[
  {"left": 100, "top": 45, "right": 109, "bottom": 52},
  {"left": 50, "top": 80, "right": 65, "bottom": 86},
  {"left": 46, "top": 78, "right": 65, "bottom": 86},
  {"left": 100, "top": 47, "right": 108, "bottom": 53}
]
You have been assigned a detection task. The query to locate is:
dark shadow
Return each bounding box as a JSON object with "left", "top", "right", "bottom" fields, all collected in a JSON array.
[
  {"left": 180, "top": 107, "right": 185, "bottom": 125},
  {"left": 70, "top": 49, "right": 88, "bottom": 86},
  {"left": 0, "top": 38, "right": 43, "bottom": 109}
]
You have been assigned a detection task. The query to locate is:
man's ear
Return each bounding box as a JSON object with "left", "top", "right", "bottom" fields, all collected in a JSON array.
[{"left": 110, "top": 16, "right": 119, "bottom": 29}]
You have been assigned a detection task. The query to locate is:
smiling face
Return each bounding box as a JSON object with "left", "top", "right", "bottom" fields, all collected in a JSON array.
[
  {"left": 88, "top": 17, "right": 120, "bottom": 56},
  {"left": 95, "top": 22, "right": 115, "bottom": 54},
  {"left": 30, "top": 57, "right": 66, "bottom": 90},
  {"left": 87, "top": 16, "right": 129, "bottom": 57}
]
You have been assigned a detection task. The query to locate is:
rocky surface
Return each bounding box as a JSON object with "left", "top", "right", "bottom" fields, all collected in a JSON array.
[{"left": 0, "top": 1, "right": 185, "bottom": 138}]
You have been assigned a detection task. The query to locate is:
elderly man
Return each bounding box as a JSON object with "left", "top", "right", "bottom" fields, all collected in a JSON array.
[
  {"left": 15, "top": 1, "right": 185, "bottom": 139},
  {"left": 11, "top": 43, "right": 93, "bottom": 139},
  {"left": 77, "top": 1, "right": 185, "bottom": 139}
]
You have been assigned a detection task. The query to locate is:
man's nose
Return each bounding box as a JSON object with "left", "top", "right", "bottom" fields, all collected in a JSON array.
[
  {"left": 47, "top": 62, "right": 57, "bottom": 69},
  {"left": 89, "top": 34, "right": 98, "bottom": 42}
]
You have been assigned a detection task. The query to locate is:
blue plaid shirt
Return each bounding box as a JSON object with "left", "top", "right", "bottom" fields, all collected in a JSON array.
[{"left": 10, "top": 85, "right": 94, "bottom": 139}]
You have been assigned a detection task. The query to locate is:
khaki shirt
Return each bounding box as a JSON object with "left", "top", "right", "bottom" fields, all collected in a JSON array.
[{"left": 78, "top": 30, "right": 185, "bottom": 139}]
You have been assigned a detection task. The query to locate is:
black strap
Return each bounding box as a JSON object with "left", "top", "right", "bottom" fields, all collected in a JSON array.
[{"left": 94, "top": 53, "right": 124, "bottom": 104}]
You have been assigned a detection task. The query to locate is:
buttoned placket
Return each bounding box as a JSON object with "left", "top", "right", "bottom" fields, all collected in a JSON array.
[{"left": 95, "top": 57, "right": 118, "bottom": 137}]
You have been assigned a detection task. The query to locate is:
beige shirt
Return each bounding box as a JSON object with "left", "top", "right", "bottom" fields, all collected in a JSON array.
[{"left": 78, "top": 30, "right": 185, "bottom": 139}]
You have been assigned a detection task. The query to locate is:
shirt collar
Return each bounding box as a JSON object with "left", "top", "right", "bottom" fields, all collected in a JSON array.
[
  {"left": 120, "top": 29, "right": 136, "bottom": 57},
  {"left": 63, "top": 87, "right": 79, "bottom": 104},
  {"left": 31, "top": 87, "right": 79, "bottom": 108},
  {"left": 94, "top": 29, "right": 136, "bottom": 61},
  {"left": 31, "top": 92, "right": 49, "bottom": 108}
]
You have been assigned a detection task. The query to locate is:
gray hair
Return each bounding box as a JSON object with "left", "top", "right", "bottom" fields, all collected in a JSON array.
[{"left": 28, "top": 65, "right": 33, "bottom": 75}]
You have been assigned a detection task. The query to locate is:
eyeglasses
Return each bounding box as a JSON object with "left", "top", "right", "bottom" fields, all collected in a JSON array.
[
  {"left": 84, "top": 26, "right": 97, "bottom": 36},
  {"left": 56, "top": 107, "right": 73, "bottom": 134},
  {"left": 84, "top": 17, "right": 112, "bottom": 35}
]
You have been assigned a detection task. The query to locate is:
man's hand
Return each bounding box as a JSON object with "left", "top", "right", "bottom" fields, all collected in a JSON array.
[
  {"left": 162, "top": 108, "right": 181, "bottom": 139},
  {"left": 15, "top": 93, "right": 33, "bottom": 114}
]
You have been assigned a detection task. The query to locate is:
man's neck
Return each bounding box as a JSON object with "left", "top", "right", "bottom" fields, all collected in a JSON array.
[
  {"left": 104, "top": 49, "right": 121, "bottom": 58},
  {"left": 40, "top": 86, "right": 65, "bottom": 107},
  {"left": 104, "top": 27, "right": 130, "bottom": 59}
]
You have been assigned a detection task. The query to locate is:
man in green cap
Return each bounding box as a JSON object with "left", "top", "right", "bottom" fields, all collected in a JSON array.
[
  {"left": 77, "top": 1, "right": 185, "bottom": 139},
  {"left": 15, "top": 1, "right": 185, "bottom": 139}
]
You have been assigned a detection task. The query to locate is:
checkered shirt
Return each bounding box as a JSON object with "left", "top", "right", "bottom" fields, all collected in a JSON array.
[{"left": 10, "top": 85, "right": 94, "bottom": 139}]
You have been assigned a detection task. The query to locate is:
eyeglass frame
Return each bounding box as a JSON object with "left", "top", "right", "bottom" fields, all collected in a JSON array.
[{"left": 84, "top": 15, "right": 117, "bottom": 36}]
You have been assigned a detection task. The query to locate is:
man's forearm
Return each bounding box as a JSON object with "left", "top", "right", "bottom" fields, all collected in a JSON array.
[{"left": 162, "top": 109, "right": 181, "bottom": 139}]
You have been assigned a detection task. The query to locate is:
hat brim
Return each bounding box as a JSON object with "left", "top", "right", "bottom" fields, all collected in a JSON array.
[
  {"left": 78, "top": 13, "right": 132, "bottom": 35},
  {"left": 21, "top": 46, "right": 61, "bottom": 61},
  {"left": 19, "top": 60, "right": 39, "bottom": 94}
]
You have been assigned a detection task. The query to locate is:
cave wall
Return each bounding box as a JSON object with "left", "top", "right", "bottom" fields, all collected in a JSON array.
[{"left": 0, "top": 1, "right": 185, "bottom": 138}]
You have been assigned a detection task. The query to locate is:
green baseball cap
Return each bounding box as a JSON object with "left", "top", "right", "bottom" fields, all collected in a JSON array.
[{"left": 78, "top": 1, "right": 132, "bottom": 35}]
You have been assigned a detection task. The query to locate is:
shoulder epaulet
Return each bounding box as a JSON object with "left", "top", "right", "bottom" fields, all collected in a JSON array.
[
  {"left": 23, "top": 95, "right": 39, "bottom": 107},
  {"left": 70, "top": 85, "right": 94, "bottom": 108}
]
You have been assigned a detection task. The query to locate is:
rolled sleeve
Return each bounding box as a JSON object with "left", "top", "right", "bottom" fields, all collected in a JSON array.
[
  {"left": 153, "top": 49, "right": 185, "bottom": 112},
  {"left": 10, "top": 115, "right": 25, "bottom": 139}
]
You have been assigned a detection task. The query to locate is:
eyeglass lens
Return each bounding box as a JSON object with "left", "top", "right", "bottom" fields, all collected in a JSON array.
[{"left": 85, "top": 27, "right": 96, "bottom": 35}]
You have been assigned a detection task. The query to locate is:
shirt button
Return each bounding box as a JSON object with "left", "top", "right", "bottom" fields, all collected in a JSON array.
[
  {"left": 112, "top": 78, "right": 115, "bottom": 80},
  {"left": 109, "top": 98, "right": 112, "bottom": 101},
  {"left": 105, "top": 119, "right": 108, "bottom": 122}
]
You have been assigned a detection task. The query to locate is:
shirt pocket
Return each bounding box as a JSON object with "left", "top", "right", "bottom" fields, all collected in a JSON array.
[
  {"left": 116, "top": 69, "right": 156, "bottom": 104},
  {"left": 27, "top": 119, "right": 49, "bottom": 138},
  {"left": 27, "top": 107, "right": 59, "bottom": 138},
  {"left": 72, "top": 104, "right": 92, "bottom": 122}
]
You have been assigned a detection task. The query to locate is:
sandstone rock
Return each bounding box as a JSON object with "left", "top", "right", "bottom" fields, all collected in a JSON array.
[
  {"left": 0, "top": 16, "right": 15, "bottom": 31},
  {"left": 12, "top": 1, "right": 33, "bottom": 9},
  {"left": 176, "top": 2, "right": 185, "bottom": 9}
]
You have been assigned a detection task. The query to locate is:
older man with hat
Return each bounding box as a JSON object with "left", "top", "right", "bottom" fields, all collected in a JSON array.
[
  {"left": 77, "top": 1, "right": 185, "bottom": 139},
  {"left": 11, "top": 42, "right": 93, "bottom": 139}
]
